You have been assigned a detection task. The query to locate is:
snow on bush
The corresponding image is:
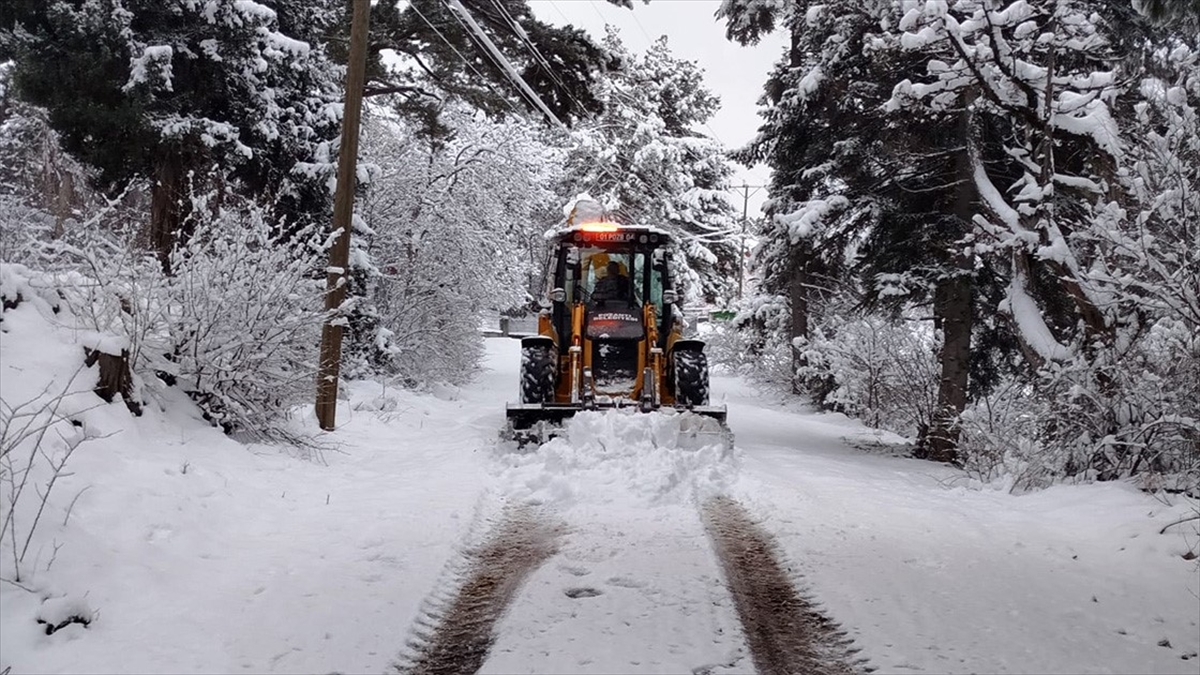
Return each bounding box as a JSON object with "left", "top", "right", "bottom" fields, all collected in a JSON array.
[
  {"left": 796, "top": 314, "right": 940, "bottom": 438},
  {"left": 151, "top": 209, "right": 326, "bottom": 437},
  {"left": 960, "top": 320, "right": 1200, "bottom": 493},
  {"left": 6, "top": 197, "right": 326, "bottom": 442},
  {"left": 706, "top": 294, "right": 794, "bottom": 387},
  {"left": 712, "top": 294, "right": 940, "bottom": 440}
]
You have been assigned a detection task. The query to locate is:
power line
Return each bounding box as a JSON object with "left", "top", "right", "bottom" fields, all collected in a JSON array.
[
  {"left": 587, "top": 0, "right": 609, "bottom": 26},
  {"left": 728, "top": 182, "right": 766, "bottom": 299},
  {"left": 488, "top": 0, "right": 592, "bottom": 117},
  {"left": 628, "top": 10, "right": 655, "bottom": 48},
  {"left": 446, "top": 0, "right": 565, "bottom": 128},
  {"left": 407, "top": 1, "right": 522, "bottom": 115},
  {"left": 490, "top": 0, "right": 560, "bottom": 81},
  {"left": 546, "top": 0, "right": 572, "bottom": 25},
  {"left": 434, "top": 0, "right": 549, "bottom": 115}
]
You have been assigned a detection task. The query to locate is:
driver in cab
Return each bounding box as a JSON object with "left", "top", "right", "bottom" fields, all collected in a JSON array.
[{"left": 592, "top": 261, "right": 630, "bottom": 303}]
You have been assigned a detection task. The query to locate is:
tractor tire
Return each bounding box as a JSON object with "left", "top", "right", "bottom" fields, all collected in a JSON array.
[
  {"left": 520, "top": 344, "right": 556, "bottom": 404},
  {"left": 673, "top": 348, "right": 710, "bottom": 407}
]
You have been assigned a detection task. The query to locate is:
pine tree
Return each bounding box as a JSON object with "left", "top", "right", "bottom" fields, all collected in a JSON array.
[
  {"left": 562, "top": 31, "right": 740, "bottom": 305},
  {"left": 722, "top": 0, "right": 1012, "bottom": 459},
  {"left": 721, "top": 1, "right": 867, "bottom": 395},
  {"left": 364, "top": 0, "right": 614, "bottom": 128},
  {"left": 2, "top": 0, "right": 345, "bottom": 270}
]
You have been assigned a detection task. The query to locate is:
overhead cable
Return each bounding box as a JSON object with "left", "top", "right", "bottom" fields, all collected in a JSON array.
[
  {"left": 408, "top": 1, "right": 522, "bottom": 115},
  {"left": 488, "top": 0, "right": 595, "bottom": 120},
  {"left": 445, "top": 0, "right": 566, "bottom": 128}
]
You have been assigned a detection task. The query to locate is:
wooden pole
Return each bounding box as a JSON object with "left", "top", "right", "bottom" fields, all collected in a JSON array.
[
  {"left": 739, "top": 182, "right": 748, "bottom": 300},
  {"left": 728, "top": 182, "right": 763, "bottom": 300},
  {"left": 315, "top": 0, "right": 370, "bottom": 431}
]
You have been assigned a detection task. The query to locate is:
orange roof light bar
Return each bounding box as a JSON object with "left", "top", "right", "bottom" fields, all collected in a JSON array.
[{"left": 579, "top": 222, "right": 620, "bottom": 233}]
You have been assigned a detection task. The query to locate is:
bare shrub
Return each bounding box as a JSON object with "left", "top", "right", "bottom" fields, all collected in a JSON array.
[
  {"left": 797, "top": 314, "right": 940, "bottom": 438},
  {"left": 0, "top": 367, "right": 103, "bottom": 582},
  {"left": 8, "top": 198, "right": 327, "bottom": 443},
  {"left": 150, "top": 208, "right": 326, "bottom": 438},
  {"left": 960, "top": 322, "right": 1200, "bottom": 493}
]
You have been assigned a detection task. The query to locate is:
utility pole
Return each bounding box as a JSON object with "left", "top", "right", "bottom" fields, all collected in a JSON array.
[
  {"left": 729, "top": 182, "right": 765, "bottom": 299},
  {"left": 315, "top": 0, "right": 370, "bottom": 431}
]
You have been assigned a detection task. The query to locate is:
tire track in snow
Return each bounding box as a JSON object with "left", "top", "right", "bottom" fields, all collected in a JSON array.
[
  {"left": 393, "top": 503, "right": 563, "bottom": 675},
  {"left": 478, "top": 501, "right": 750, "bottom": 674},
  {"left": 703, "top": 495, "right": 863, "bottom": 675}
]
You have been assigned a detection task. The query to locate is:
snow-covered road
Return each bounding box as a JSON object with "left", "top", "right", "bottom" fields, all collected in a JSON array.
[{"left": 2, "top": 308, "right": 1197, "bottom": 674}]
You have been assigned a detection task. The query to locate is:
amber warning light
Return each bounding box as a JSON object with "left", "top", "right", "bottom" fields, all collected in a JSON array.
[{"left": 579, "top": 222, "right": 620, "bottom": 233}]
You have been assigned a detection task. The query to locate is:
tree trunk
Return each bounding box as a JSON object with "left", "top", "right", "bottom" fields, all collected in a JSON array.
[
  {"left": 786, "top": 17, "right": 809, "bottom": 396},
  {"left": 53, "top": 169, "right": 74, "bottom": 239},
  {"left": 926, "top": 268, "right": 971, "bottom": 463},
  {"left": 923, "top": 103, "right": 976, "bottom": 464},
  {"left": 149, "top": 147, "right": 190, "bottom": 275},
  {"left": 788, "top": 243, "right": 810, "bottom": 395},
  {"left": 84, "top": 347, "right": 142, "bottom": 416}
]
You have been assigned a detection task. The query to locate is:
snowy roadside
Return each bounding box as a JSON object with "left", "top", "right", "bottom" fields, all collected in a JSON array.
[
  {"left": 3, "top": 293, "right": 1197, "bottom": 675},
  {"left": 721, "top": 378, "right": 1200, "bottom": 674},
  {"left": 0, "top": 297, "right": 497, "bottom": 674}
]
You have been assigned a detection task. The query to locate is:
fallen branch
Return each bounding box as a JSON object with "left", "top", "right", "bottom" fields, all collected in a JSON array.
[
  {"left": 0, "top": 576, "right": 37, "bottom": 594},
  {"left": 1159, "top": 514, "right": 1200, "bottom": 535}
]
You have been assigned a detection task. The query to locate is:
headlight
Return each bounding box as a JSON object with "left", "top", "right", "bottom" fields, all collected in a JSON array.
[{"left": 663, "top": 289, "right": 676, "bottom": 304}]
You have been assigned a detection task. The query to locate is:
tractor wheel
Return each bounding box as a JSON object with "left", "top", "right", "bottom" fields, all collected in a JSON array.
[
  {"left": 673, "top": 349, "right": 710, "bottom": 407},
  {"left": 520, "top": 344, "right": 556, "bottom": 404}
]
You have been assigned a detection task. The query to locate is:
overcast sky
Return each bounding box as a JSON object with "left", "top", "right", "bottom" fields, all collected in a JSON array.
[{"left": 529, "top": 0, "right": 788, "bottom": 217}]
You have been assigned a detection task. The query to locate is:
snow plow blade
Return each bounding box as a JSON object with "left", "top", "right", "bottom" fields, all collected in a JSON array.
[
  {"left": 504, "top": 403, "right": 583, "bottom": 432},
  {"left": 503, "top": 403, "right": 728, "bottom": 446}
]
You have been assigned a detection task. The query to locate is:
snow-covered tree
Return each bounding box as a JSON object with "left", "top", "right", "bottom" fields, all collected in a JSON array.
[
  {"left": 884, "top": 1, "right": 1196, "bottom": 477},
  {"left": 2, "top": 0, "right": 345, "bottom": 269},
  {"left": 724, "top": 0, "right": 1199, "bottom": 484},
  {"left": 562, "top": 31, "right": 740, "bottom": 305},
  {"left": 365, "top": 0, "right": 614, "bottom": 126},
  {"left": 0, "top": 64, "right": 101, "bottom": 252},
  {"left": 350, "top": 107, "right": 563, "bottom": 385},
  {"left": 721, "top": 0, "right": 981, "bottom": 460}
]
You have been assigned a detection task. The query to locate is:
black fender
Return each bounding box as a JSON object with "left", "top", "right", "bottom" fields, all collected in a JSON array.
[
  {"left": 671, "top": 338, "right": 706, "bottom": 354},
  {"left": 521, "top": 335, "right": 556, "bottom": 351}
]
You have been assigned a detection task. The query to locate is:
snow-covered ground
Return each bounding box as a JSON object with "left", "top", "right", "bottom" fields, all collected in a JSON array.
[{"left": 2, "top": 297, "right": 1197, "bottom": 674}]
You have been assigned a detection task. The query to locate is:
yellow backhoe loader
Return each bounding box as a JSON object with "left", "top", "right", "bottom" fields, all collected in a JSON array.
[{"left": 505, "top": 219, "right": 726, "bottom": 443}]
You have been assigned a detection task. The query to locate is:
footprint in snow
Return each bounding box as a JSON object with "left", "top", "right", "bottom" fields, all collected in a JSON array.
[{"left": 558, "top": 563, "right": 591, "bottom": 576}]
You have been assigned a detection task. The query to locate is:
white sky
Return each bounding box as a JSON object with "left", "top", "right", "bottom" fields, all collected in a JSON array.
[{"left": 529, "top": 0, "right": 787, "bottom": 217}]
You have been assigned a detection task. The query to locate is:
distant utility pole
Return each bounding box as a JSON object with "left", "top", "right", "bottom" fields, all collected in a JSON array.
[
  {"left": 315, "top": 0, "right": 370, "bottom": 431},
  {"left": 729, "top": 182, "right": 765, "bottom": 299}
]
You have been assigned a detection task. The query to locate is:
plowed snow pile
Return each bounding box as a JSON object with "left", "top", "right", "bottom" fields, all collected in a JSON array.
[{"left": 498, "top": 409, "right": 736, "bottom": 506}]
